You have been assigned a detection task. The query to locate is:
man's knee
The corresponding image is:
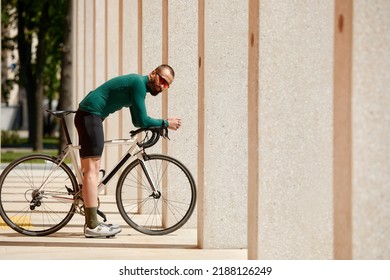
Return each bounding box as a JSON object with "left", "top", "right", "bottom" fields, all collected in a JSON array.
[{"left": 82, "top": 158, "right": 101, "bottom": 173}]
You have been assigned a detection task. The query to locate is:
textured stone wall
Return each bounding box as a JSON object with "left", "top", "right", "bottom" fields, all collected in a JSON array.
[
  {"left": 69, "top": 0, "right": 390, "bottom": 259},
  {"left": 353, "top": 0, "right": 390, "bottom": 259},
  {"left": 256, "top": 0, "right": 334, "bottom": 259}
]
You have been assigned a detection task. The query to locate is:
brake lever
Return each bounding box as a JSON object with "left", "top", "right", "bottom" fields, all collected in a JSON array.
[{"left": 161, "top": 127, "right": 170, "bottom": 140}]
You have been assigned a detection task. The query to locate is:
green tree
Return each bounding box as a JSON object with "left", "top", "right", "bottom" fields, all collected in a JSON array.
[{"left": 1, "top": 0, "right": 71, "bottom": 151}]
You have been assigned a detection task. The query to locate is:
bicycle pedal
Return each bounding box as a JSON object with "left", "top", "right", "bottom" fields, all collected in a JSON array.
[{"left": 65, "top": 186, "right": 74, "bottom": 194}]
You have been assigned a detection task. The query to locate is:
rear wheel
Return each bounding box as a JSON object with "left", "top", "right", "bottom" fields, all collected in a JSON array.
[{"left": 0, "top": 154, "right": 79, "bottom": 236}]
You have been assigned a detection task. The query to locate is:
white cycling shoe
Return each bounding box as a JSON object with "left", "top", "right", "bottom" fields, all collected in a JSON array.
[
  {"left": 101, "top": 222, "right": 120, "bottom": 229},
  {"left": 84, "top": 223, "right": 122, "bottom": 238}
]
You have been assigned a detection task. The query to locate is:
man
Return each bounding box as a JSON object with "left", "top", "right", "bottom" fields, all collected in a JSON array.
[{"left": 74, "top": 64, "right": 181, "bottom": 238}]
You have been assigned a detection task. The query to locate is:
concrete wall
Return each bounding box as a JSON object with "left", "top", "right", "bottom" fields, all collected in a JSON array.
[
  {"left": 67, "top": 0, "right": 390, "bottom": 259},
  {"left": 168, "top": 1, "right": 199, "bottom": 230},
  {"left": 200, "top": 0, "right": 248, "bottom": 248},
  {"left": 251, "top": 0, "right": 334, "bottom": 259},
  {"left": 352, "top": 0, "right": 390, "bottom": 259}
]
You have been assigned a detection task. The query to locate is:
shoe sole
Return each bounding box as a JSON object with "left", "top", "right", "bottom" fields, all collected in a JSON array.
[
  {"left": 85, "top": 234, "right": 117, "bottom": 238},
  {"left": 85, "top": 228, "right": 122, "bottom": 238}
]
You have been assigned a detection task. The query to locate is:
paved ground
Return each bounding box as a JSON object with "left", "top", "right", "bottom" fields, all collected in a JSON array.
[
  {"left": 0, "top": 226, "right": 246, "bottom": 260},
  {"left": 0, "top": 196, "right": 247, "bottom": 260}
]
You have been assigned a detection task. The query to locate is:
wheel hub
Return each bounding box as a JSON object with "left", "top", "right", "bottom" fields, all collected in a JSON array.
[{"left": 151, "top": 190, "right": 161, "bottom": 199}]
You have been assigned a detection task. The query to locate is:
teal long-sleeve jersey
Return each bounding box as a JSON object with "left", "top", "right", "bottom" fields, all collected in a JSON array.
[{"left": 78, "top": 74, "right": 167, "bottom": 128}]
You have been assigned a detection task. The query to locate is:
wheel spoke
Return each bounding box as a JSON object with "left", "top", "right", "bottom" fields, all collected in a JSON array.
[
  {"left": 0, "top": 155, "right": 78, "bottom": 236},
  {"left": 116, "top": 154, "right": 196, "bottom": 235}
]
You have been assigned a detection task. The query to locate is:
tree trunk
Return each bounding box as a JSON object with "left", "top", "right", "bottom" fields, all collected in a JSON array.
[
  {"left": 32, "top": 0, "right": 50, "bottom": 151},
  {"left": 57, "top": 0, "right": 73, "bottom": 153},
  {"left": 16, "top": 0, "right": 35, "bottom": 144}
]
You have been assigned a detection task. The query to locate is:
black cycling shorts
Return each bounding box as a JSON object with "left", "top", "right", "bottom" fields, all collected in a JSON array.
[{"left": 74, "top": 110, "right": 104, "bottom": 158}]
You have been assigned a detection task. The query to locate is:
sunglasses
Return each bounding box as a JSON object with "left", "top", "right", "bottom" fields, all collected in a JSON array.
[{"left": 156, "top": 71, "right": 170, "bottom": 89}]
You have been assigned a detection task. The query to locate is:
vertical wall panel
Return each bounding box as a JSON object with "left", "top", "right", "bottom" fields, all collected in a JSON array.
[
  {"left": 72, "top": 0, "right": 78, "bottom": 112},
  {"left": 353, "top": 0, "right": 390, "bottom": 259},
  {"left": 197, "top": 0, "right": 205, "bottom": 248},
  {"left": 202, "top": 0, "right": 248, "bottom": 248},
  {"left": 94, "top": 0, "right": 106, "bottom": 88},
  {"left": 333, "top": 0, "right": 353, "bottom": 260},
  {"left": 247, "top": 0, "right": 260, "bottom": 260},
  {"left": 142, "top": 0, "right": 163, "bottom": 154},
  {"left": 121, "top": 0, "right": 139, "bottom": 134},
  {"left": 258, "top": 1, "right": 333, "bottom": 259},
  {"left": 84, "top": 0, "right": 94, "bottom": 93},
  {"left": 76, "top": 0, "right": 85, "bottom": 107},
  {"left": 103, "top": 0, "right": 121, "bottom": 193},
  {"left": 161, "top": 0, "right": 169, "bottom": 156},
  {"left": 168, "top": 0, "right": 198, "bottom": 229}
]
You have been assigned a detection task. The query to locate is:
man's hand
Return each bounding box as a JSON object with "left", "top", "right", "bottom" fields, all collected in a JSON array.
[{"left": 167, "top": 117, "right": 182, "bottom": 131}]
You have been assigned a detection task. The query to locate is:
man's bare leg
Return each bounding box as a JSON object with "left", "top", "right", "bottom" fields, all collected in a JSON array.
[{"left": 81, "top": 157, "right": 100, "bottom": 229}]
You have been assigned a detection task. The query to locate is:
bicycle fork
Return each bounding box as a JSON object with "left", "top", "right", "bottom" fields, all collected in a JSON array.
[{"left": 139, "top": 157, "right": 161, "bottom": 199}]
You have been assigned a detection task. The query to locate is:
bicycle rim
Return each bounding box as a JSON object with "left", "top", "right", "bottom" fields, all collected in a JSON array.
[
  {"left": 116, "top": 154, "right": 197, "bottom": 235},
  {"left": 0, "top": 154, "right": 78, "bottom": 236}
]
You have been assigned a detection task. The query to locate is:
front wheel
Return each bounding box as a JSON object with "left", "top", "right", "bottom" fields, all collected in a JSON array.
[
  {"left": 0, "top": 154, "right": 79, "bottom": 236},
  {"left": 116, "top": 154, "right": 197, "bottom": 235}
]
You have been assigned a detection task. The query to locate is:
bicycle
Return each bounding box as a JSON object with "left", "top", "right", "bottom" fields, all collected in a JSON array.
[{"left": 0, "top": 110, "right": 196, "bottom": 236}]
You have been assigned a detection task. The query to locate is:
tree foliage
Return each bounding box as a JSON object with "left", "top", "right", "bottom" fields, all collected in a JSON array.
[{"left": 1, "top": 0, "right": 71, "bottom": 151}]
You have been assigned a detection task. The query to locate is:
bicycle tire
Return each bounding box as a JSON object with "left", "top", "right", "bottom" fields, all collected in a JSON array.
[
  {"left": 116, "top": 154, "right": 196, "bottom": 235},
  {"left": 0, "top": 154, "right": 79, "bottom": 236}
]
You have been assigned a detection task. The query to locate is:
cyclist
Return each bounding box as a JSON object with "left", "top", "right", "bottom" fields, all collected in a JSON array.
[{"left": 74, "top": 64, "right": 182, "bottom": 238}]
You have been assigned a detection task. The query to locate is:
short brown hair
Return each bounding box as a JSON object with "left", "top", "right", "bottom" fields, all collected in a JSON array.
[{"left": 156, "top": 64, "right": 175, "bottom": 78}]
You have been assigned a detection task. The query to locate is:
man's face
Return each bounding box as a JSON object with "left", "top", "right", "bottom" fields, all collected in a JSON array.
[{"left": 147, "top": 68, "right": 174, "bottom": 96}]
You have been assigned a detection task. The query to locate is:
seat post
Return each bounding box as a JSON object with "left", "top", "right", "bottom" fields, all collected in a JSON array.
[{"left": 61, "top": 117, "right": 73, "bottom": 145}]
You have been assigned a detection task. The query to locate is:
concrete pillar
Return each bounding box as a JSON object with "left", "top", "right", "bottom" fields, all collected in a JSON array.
[
  {"left": 199, "top": 0, "right": 248, "bottom": 249},
  {"left": 141, "top": 0, "right": 163, "bottom": 155},
  {"left": 249, "top": 1, "right": 334, "bottom": 259},
  {"left": 94, "top": 0, "right": 106, "bottom": 89},
  {"left": 120, "top": 0, "right": 139, "bottom": 135},
  {"left": 75, "top": 0, "right": 85, "bottom": 109},
  {"left": 168, "top": 1, "right": 199, "bottom": 229},
  {"left": 352, "top": 0, "right": 390, "bottom": 259},
  {"left": 102, "top": 0, "right": 121, "bottom": 193}
]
